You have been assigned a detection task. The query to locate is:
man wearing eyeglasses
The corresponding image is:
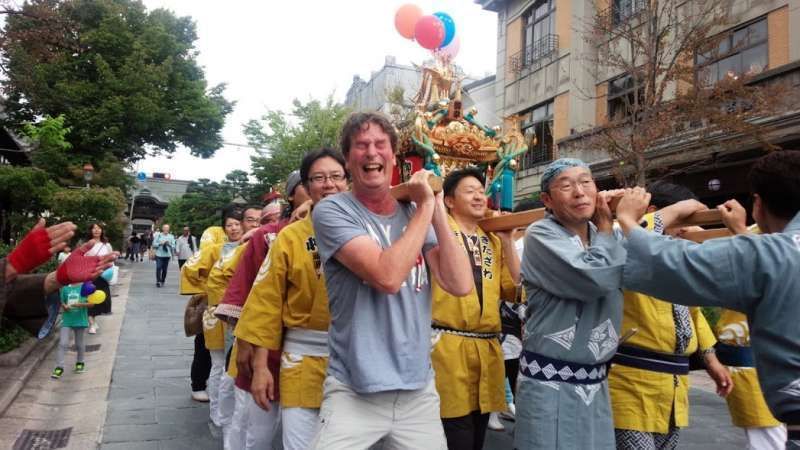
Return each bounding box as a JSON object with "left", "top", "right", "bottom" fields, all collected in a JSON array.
[{"left": 514, "top": 158, "right": 696, "bottom": 450}]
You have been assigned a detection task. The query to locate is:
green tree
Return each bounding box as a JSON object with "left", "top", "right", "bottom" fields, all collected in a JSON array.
[
  {"left": 22, "top": 115, "right": 134, "bottom": 193},
  {"left": 162, "top": 171, "right": 253, "bottom": 234},
  {"left": 1, "top": 0, "right": 234, "bottom": 163},
  {"left": 0, "top": 165, "right": 58, "bottom": 243},
  {"left": 48, "top": 186, "right": 127, "bottom": 248},
  {"left": 245, "top": 96, "right": 349, "bottom": 193}
]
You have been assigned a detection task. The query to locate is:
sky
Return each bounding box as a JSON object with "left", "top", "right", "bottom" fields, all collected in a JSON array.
[{"left": 137, "top": 0, "right": 499, "bottom": 182}]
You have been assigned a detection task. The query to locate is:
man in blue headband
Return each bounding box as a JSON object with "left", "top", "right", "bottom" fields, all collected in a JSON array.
[{"left": 514, "top": 158, "right": 694, "bottom": 450}]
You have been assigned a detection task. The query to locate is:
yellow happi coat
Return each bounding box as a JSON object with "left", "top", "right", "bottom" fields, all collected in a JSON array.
[
  {"left": 235, "top": 215, "right": 329, "bottom": 408},
  {"left": 715, "top": 309, "right": 781, "bottom": 427},
  {"left": 609, "top": 292, "right": 716, "bottom": 432},
  {"left": 609, "top": 214, "right": 717, "bottom": 433},
  {"left": 200, "top": 226, "right": 226, "bottom": 249},
  {"left": 181, "top": 241, "right": 240, "bottom": 350},
  {"left": 430, "top": 216, "right": 517, "bottom": 419}
]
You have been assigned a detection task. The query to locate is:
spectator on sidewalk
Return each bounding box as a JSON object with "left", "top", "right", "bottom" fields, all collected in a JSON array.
[
  {"left": 84, "top": 223, "right": 113, "bottom": 334},
  {"left": 139, "top": 232, "right": 150, "bottom": 261},
  {"left": 176, "top": 226, "right": 198, "bottom": 269},
  {"left": 57, "top": 245, "right": 72, "bottom": 265},
  {"left": 152, "top": 224, "right": 176, "bottom": 287},
  {"left": 51, "top": 282, "right": 90, "bottom": 379},
  {"left": 125, "top": 232, "right": 138, "bottom": 261}
]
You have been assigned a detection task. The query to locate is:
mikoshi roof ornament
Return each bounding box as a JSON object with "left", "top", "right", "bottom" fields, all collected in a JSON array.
[{"left": 392, "top": 4, "right": 527, "bottom": 211}]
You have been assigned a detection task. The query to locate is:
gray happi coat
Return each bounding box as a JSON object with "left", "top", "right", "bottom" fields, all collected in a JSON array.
[
  {"left": 624, "top": 211, "right": 800, "bottom": 432},
  {"left": 515, "top": 214, "right": 627, "bottom": 450}
]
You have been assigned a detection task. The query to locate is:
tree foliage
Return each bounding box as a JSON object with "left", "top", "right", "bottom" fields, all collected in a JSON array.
[
  {"left": 162, "top": 172, "right": 259, "bottom": 235},
  {"left": 1, "top": 0, "right": 234, "bottom": 163},
  {"left": 579, "top": 0, "right": 796, "bottom": 185},
  {"left": 48, "top": 186, "right": 127, "bottom": 247},
  {"left": 245, "top": 96, "right": 350, "bottom": 194},
  {"left": 0, "top": 165, "right": 58, "bottom": 242}
]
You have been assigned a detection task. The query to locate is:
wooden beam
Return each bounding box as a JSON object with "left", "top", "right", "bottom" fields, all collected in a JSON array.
[
  {"left": 682, "top": 228, "right": 733, "bottom": 243},
  {"left": 668, "top": 209, "right": 724, "bottom": 229},
  {"left": 478, "top": 209, "right": 546, "bottom": 232},
  {"left": 478, "top": 206, "right": 725, "bottom": 232},
  {"left": 390, "top": 176, "right": 443, "bottom": 202}
]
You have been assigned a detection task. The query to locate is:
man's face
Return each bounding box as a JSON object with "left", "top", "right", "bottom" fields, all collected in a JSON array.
[
  {"left": 444, "top": 176, "right": 487, "bottom": 221},
  {"left": 541, "top": 167, "right": 597, "bottom": 227},
  {"left": 346, "top": 123, "right": 395, "bottom": 193},
  {"left": 183, "top": 227, "right": 190, "bottom": 236},
  {"left": 242, "top": 208, "right": 261, "bottom": 233},
  {"left": 291, "top": 185, "right": 311, "bottom": 209},
  {"left": 307, "top": 156, "right": 348, "bottom": 204},
  {"left": 162, "top": 224, "right": 170, "bottom": 234}
]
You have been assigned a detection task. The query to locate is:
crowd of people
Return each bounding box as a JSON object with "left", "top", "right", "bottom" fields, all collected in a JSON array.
[
  {"left": 167, "top": 111, "right": 799, "bottom": 450},
  {"left": 3, "top": 111, "right": 798, "bottom": 450}
]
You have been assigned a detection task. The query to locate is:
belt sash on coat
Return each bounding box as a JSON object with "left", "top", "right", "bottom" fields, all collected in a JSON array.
[
  {"left": 519, "top": 350, "right": 610, "bottom": 385},
  {"left": 611, "top": 345, "right": 690, "bottom": 375},
  {"left": 714, "top": 342, "right": 755, "bottom": 368},
  {"left": 431, "top": 324, "right": 500, "bottom": 339},
  {"left": 282, "top": 328, "right": 329, "bottom": 357}
]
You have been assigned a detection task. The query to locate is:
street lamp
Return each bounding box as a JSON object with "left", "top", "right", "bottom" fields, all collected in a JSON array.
[{"left": 83, "top": 163, "right": 94, "bottom": 188}]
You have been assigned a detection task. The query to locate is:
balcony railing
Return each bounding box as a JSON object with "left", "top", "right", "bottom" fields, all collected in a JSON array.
[
  {"left": 510, "top": 34, "right": 559, "bottom": 75},
  {"left": 599, "top": 0, "right": 648, "bottom": 28},
  {"left": 520, "top": 144, "right": 553, "bottom": 170}
]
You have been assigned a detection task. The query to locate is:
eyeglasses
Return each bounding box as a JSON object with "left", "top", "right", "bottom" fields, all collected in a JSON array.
[
  {"left": 552, "top": 178, "right": 596, "bottom": 193},
  {"left": 309, "top": 173, "right": 346, "bottom": 184},
  {"left": 243, "top": 218, "right": 260, "bottom": 223}
]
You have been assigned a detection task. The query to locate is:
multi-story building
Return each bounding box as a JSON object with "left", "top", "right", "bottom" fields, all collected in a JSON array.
[
  {"left": 345, "top": 56, "right": 425, "bottom": 116},
  {"left": 344, "top": 56, "right": 499, "bottom": 126},
  {"left": 478, "top": 0, "right": 800, "bottom": 206}
]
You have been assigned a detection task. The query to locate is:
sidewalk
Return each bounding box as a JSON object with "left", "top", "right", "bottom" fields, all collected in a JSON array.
[
  {"left": 0, "top": 267, "right": 133, "bottom": 450},
  {"left": 99, "top": 259, "right": 220, "bottom": 450}
]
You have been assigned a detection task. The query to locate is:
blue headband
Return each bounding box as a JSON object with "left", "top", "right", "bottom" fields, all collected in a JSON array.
[{"left": 540, "top": 158, "right": 590, "bottom": 192}]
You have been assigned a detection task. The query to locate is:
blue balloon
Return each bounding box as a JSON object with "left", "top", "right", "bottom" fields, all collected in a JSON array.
[
  {"left": 433, "top": 12, "right": 455, "bottom": 48},
  {"left": 81, "top": 281, "right": 96, "bottom": 297},
  {"left": 101, "top": 267, "right": 114, "bottom": 282}
]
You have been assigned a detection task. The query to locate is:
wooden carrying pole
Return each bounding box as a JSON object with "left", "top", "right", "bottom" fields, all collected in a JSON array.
[
  {"left": 390, "top": 176, "right": 443, "bottom": 202},
  {"left": 680, "top": 228, "right": 733, "bottom": 243},
  {"left": 478, "top": 206, "right": 725, "bottom": 233}
]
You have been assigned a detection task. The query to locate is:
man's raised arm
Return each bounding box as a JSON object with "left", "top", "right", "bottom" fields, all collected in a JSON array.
[{"left": 331, "top": 171, "right": 437, "bottom": 294}]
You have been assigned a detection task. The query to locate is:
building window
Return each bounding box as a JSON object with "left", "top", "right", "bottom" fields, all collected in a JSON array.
[
  {"left": 697, "top": 18, "right": 767, "bottom": 86},
  {"left": 612, "top": 0, "right": 647, "bottom": 26},
  {"left": 519, "top": 0, "right": 558, "bottom": 68},
  {"left": 607, "top": 73, "right": 645, "bottom": 121},
  {"left": 520, "top": 100, "right": 554, "bottom": 169}
]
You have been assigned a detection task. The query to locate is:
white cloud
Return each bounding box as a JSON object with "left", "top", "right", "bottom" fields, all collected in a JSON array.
[{"left": 138, "top": 0, "right": 498, "bottom": 181}]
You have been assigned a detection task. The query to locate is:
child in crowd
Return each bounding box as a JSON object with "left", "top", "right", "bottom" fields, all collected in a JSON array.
[
  {"left": 52, "top": 282, "right": 90, "bottom": 379},
  {"left": 57, "top": 245, "right": 71, "bottom": 265}
]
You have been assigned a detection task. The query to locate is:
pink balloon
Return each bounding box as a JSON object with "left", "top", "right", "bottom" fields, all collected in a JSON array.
[
  {"left": 440, "top": 35, "right": 460, "bottom": 59},
  {"left": 414, "top": 15, "right": 446, "bottom": 50}
]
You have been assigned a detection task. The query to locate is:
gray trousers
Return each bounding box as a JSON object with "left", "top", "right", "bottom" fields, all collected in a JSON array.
[{"left": 56, "top": 327, "right": 85, "bottom": 368}]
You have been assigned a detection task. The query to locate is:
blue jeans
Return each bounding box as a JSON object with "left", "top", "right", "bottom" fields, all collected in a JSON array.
[{"left": 156, "top": 256, "right": 170, "bottom": 283}]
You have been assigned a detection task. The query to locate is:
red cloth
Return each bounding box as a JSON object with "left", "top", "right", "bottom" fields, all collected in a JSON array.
[
  {"left": 8, "top": 227, "right": 52, "bottom": 274},
  {"left": 222, "top": 221, "right": 286, "bottom": 393}
]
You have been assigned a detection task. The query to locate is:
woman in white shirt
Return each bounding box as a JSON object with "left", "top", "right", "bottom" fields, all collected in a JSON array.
[{"left": 84, "top": 223, "right": 113, "bottom": 334}]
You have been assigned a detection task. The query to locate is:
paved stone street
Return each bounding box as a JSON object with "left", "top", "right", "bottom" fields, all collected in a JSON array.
[
  {"left": 99, "top": 259, "right": 220, "bottom": 450},
  {"left": 1, "top": 259, "right": 747, "bottom": 449}
]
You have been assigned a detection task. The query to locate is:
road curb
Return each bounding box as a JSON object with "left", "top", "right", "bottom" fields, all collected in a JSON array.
[{"left": 0, "top": 331, "right": 58, "bottom": 415}]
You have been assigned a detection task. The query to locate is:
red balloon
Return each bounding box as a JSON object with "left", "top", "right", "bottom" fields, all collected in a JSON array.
[{"left": 414, "top": 15, "right": 446, "bottom": 50}]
